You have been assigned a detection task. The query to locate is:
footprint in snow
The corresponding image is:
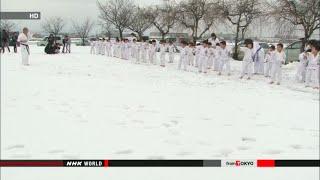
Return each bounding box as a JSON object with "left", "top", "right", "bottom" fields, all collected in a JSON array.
[
  {"left": 256, "top": 123, "right": 271, "bottom": 127},
  {"left": 264, "top": 150, "right": 282, "bottom": 155},
  {"left": 6, "top": 144, "right": 25, "bottom": 150},
  {"left": 219, "top": 149, "right": 233, "bottom": 157},
  {"left": 48, "top": 149, "right": 65, "bottom": 154},
  {"left": 201, "top": 117, "right": 212, "bottom": 121},
  {"left": 290, "top": 144, "right": 303, "bottom": 150},
  {"left": 176, "top": 151, "right": 193, "bottom": 156},
  {"left": 115, "top": 149, "right": 134, "bottom": 155},
  {"left": 162, "top": 123, "right": 171, "bottom": 128},
  {"left": 241, "top": 137, "right": 256, "bottom": 142},
  {"left": 237, "top": 146, "right": 251, "bottom": 151}
]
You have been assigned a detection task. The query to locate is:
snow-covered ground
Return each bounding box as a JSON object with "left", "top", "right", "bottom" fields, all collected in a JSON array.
[{"left": 1, "top": 45, "right": 319, "bottom": 179}]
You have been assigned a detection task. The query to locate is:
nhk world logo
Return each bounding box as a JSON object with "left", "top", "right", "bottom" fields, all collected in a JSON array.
[{"left": 222, "top": 160, "right": 256, "bottom": 167}]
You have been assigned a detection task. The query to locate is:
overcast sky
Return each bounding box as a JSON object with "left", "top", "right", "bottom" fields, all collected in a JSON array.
[{"left": 1, "top": 0, "right": 161, "bottom": 33}]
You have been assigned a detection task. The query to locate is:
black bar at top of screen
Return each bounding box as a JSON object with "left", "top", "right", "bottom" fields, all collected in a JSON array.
[
  {"left": 108, "top": 160, "right": 204, "bottom": 167},
  {"left": 275, "top": 160, "right": 320, "bottom": 167},
  {"left": 0, "top": 12, "right": 41, "bottom": 20}
]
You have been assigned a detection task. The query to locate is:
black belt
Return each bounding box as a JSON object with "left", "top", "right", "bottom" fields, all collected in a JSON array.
[{"left": 21, "top": 43, "right": 30, "bottom": 55}]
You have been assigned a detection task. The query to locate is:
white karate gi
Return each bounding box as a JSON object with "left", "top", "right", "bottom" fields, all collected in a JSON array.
[
  {"left": 131, "top": 42, "right": 140, "bottom": 63},
  {"left": 168, "top": 44, "right": 175, "bottom": 63},
  {"left": 218, "top": 47, "right": 231, "bottom": 74},
  {"left": 305, "top": 53, "right": 320, "bottom": 88},
  {"left": 264, "top": 51, "right": 275, "bottom": 77},
  {"left": 213, "top": 46, "right": 221, "bottom": 71},
  {"left": 90, "top": 41, "right": 96, "bottom": 54},
  {"left": 123, "top": 43, "right": 130, "bottom": 60},
  {"left": 159, "top": 44, "right": 167, "bottom": 66},
  {"left": 178, "top": 46, "right": 189, "bottom": 71},
  {"left": 271, "top": 50, "right": 286, "bottom": 84},
  {"left": 240, "top": 47, "right": 254, "bottom": 78},
  {"left": 17, "top": 33, "right": 31, "bottom": 65},
  {"left": 195, "top": 45, "right": 201, "bottom": 67},
  {"left": 198, "top": 46, "right": 208, "bottom": 73},
  {"left": 101, "top": 40, "right": 106, "bottom": 55},
  {"left": 207, "top": 47, "right": 215, "bottom": 69},
  {"left": 149, "top": 44, "right": 157, "bottom": 64},
  {"left": 141, "top": 42, "right": 148, "bottom": 63},
  {"left": 120, "top": 42, "right": 125, "bottom": 59},
  {"left": 106, "top": 41, "right": 112, "bottom": 56},
  {"left": 188, "top": 47, "right": 195, "bottom": 66},
  {"left": 295, "top": 53, "right": 308, "bottom": 82},
  {"left": 95, "top": 41, "right": 101, "bottom": 55},
  {"left": 253, "top": 42, "right": 265, "bottom": 74}
]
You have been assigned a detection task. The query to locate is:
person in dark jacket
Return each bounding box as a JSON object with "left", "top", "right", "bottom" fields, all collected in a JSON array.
[
  {"left": 45, "top": 34, "right": 57, "bottom": 54},
  {"left": 62, "top": 35, "right": 71, "bottom": 53},
  {"left": 1, "top": 29, "right": 11, "bottom": 53},
  {"left": 12, "top": 32, "right": 18, "bottom": 53}
]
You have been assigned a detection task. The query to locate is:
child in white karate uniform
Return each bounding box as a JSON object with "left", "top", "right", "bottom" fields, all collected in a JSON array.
[
  {"left": 168, "top": 41, "right": 175, "bottom": 63},
  {"left": 101, "top": 38, "right": 106, "bottom": 55},
  {"left": 95, "top": 39, "right": 101, "bottom": 55},
  {"left": 305, "top": 41, "right": 320, "bottom": 89},
  {"left": 198, "top": 41, "right": 209, "bottom": 73},
  {"left": 264, "top": 45, "right": 276, "bottom": 77},
  {"left": 240, "top": 39, "right": 254, "bottom": 80},
  {"left": 90, "top": 39, "right": 96, "bottom": 54},
  {"left": 106, "top": 39, "right": 112, "bottom": 57},
  {"left": 213, "top": 43, "right": 221, "bottom": 71},
  {"left": 253, "top": 42, "right": 265, "bottom": 75},
  {"left": 149, "top": 40, "right": 157, "bottom": 64},
  {"left": 218, "top": 41, "right": 232, "bottom": 76},
  {"left": 195, "top": 43, "right": 201, "bottom": 67},
  {"left": 207, "top": 42, "right": 215, "bottom": 69},
  {"left": 178, "top": 41, "right": 189, "bottom": 71},
  {"left": 131, "top": 39, "right": 140, "bottom": 63},
  {"left": 188, "top": 43, "right": 195, "bottom": 66},
  {"left": 295, "top": 49, "right": 311, "bottom": 83},
  {"left": 270, "top": 43, "right": 286, "bottom": 85},
  {"left": 159, "top": 40, "right": 167, "bottom": 67},
  {"left": 141, "top": 40, "right": 148, "bottom": 63}
]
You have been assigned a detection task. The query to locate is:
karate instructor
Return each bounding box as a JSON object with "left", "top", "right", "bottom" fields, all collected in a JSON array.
[{"left": 17, "top": 27, "right": 31, "bottom": 66}]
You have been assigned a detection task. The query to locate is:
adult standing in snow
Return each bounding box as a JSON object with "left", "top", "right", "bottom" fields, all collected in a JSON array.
[
  {"left": 62, "top": 35, "right": 71, "bottom": 53},
  {"left": 208, "top": 33, "right": 220, "bottom": 48},
  {"left": 12, "top": 32, "right": 18, "bottom": 53},
  {"left": 62, "top": 35, "right": 68, "bottom": 53},
  {"left": 66, "top": 36, "right": 71, "bottom": 53},
  {"left": 17, "top": 27, "right": 31, "bottom": 65},
  {"left": 1, "top": 29, "right": 11, "bottom": 53}
]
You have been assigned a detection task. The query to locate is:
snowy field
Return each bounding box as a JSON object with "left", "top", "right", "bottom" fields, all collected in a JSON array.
[{"left": 1, "top": 45, "right": 319, "bottom": 179}]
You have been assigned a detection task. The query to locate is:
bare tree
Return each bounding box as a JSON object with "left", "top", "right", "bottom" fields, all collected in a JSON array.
[
  {"left": 0, "top": 20, "right": 16, "bottom": 32},
  {"left": 176, "top": 0, "right": 221, "bottom": 43},
  {"left": 41, "top": 17, "right": 65, "bottom": 37},
  {"left": 149, "top": 4, "right": 177, "bottom": 40},
  {"left": 72, "top": 18, "right": 95, "bottom": 46},
  {"left": 128, "top": 7, "right": 153, "bottom": 40},
  {"left": 219, "top": 0, "right": 262, "bottom": 59},
  {"left": 269, "top": 0, "right": 320, "bottom": 52},
  {"left": 98, "top": 21, "right": 115, "bottom": 39},
  {"left": 97, "top": 0, "right": 134, "bottom": 39}
]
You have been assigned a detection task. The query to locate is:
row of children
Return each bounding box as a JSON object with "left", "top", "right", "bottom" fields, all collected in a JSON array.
[
  {"left": 90, "top": 38, "right": 233, "bottom": 75},
  {"left": 90, "top": 38, "right": 319, "bottom": 89}
]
